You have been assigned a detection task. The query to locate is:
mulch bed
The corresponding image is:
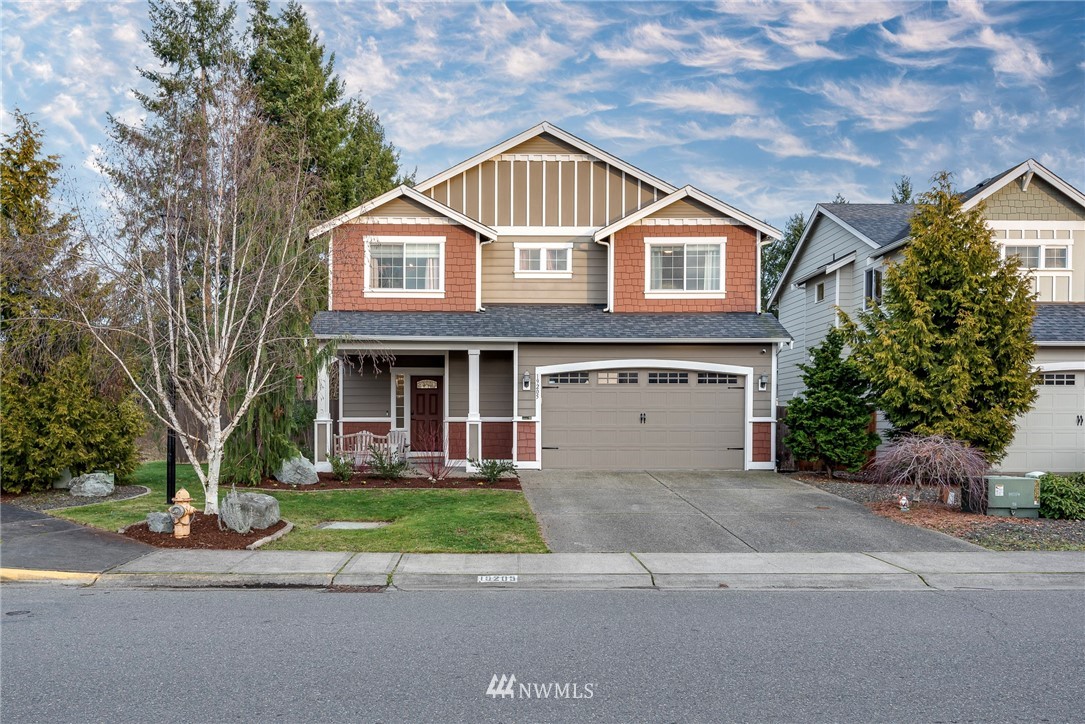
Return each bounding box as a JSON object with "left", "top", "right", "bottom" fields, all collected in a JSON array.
[
  {"left": 793, "top": 471, "right": 1085, "bottom": 550},
  {"left": 122, "top": 513, "right": 288, "bottom": 550},
  {"left": 253, "top": 472, "right": 521, "bottom": 491},
  {"left": 0, "top": 485, "right": 149, "bottom": 512}
]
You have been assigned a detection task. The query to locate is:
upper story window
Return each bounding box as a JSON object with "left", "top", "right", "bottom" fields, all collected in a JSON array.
[
  {"left": 364, "top": 236, "right": 445, "bottom": 298},
  {"left": 814, "top": 282, "right": 826, "bottom": 303},
  {"left": 514, "top": 242, "right": 573, "bottom": 279},
  {"left": 863, "top": 268, "right": 883, "bottom": 308},
  {"left": 992, "top": 225, "right": 1079, "bottom": 302},
  {"left": 645, "top": 237, "right": 726, "bottom": 299}
]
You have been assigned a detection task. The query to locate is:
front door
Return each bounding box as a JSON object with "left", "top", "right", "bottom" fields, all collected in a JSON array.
[{"left": 410, "top": 377, "right": 443, "bottom": 452}]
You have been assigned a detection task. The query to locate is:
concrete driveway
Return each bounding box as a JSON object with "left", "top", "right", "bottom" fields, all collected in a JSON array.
[{"left": 519, "top": 470, "right": 979, "bottom": 553}]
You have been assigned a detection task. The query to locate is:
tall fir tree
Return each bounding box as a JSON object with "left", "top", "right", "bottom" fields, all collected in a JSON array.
[
  {"left": 891, "top": 175, "right": 913, "bottom": 203},
  {"left": 844, "top": 172, "right": 1037, "bottom": 460},
  {"left": 1, "top": 112, "right": 143, "bottom": 492},
  {"left": 784, "top": 326, "right": 880, "bottom": 477},
  {"left": 761, "top": 211, "right": 804, "bottom": 313}
]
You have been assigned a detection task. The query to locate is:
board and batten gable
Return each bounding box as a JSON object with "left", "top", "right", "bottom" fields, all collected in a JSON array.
[
  {"left": 980, "top": 177, "right": 1085, "bottom": 303},
  {"left": 776, "top": 213, "right": 874, "bottom": 401},
  {"left": 420, "top": 133, "right": 667, "bottom": 229}
]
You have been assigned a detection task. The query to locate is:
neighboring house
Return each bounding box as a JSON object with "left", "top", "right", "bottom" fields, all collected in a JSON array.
[
  {"left": 308, "top": 122, "right": 786, "bottom": 471},
  {"left": 770, "top": 159, "right": 1085, "bottom": 473}
]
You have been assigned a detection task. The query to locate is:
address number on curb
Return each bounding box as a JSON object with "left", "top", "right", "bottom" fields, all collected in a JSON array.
[{"left": 478, "top": 575, "right": 518, "bottom": 583}]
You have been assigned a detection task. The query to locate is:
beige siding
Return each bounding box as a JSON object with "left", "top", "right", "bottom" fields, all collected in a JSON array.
[
  {"left": 464, "top": 165, "right": 480, "bottom": 220},
  {"left": 640, "top": 182, "right": 656, "bottom": 207},
  {"left": 983, "top": 177, "right": 1085, "bottom": 222},
  {"left": 342, "top": 359, "right": 390, "bottom": 417},
  {"left": 497, "top": 161, "right": 512, "bottom": 226},
  {"left": 576, "top": 162, "right": 592, "bottom": 226},
  {"left": 528, "top": 162, "right": 544, "bottom": 226},
  {"left": 592, "top": 163, "right": 607, "bottom": 225},
  {"left": 480, "top": 161, "right": 497, "bottom": 226},
  {"left": 358, "top": 196, "right": 437, "bottom": 218},
  {"left": 481, "top": 236, "right": 606, "bottom": 304},
  {"left": 647, "top": 198, "right": 725, "bottom": 220},
  {"left": 506, "top": 133, "right": 582, "bottom": 155},
  {"left": 607, "top": 165, "right": 624, "bottom": 223},
  {"left": 447, "top": 351, "right": 514, "bottom": 417},
  {"left": 512, "top": 161, "right": 528, "bottom": 226},
  {"left": 559, "top": 161, "right": 576, "bottom": 226},
  {"left": 544, "top": 161, "right": 561, "bottom": 226},
  {"left": 517, "top": 344, "right": 773, "bottom": 418},
  {"left": 1034, "top": 346, "right": 1085, "bottom": 364}
]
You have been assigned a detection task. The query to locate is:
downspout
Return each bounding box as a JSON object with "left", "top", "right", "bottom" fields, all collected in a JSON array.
[
  {"left": 595, "top": 235, "right": 614, "bottom": 312},
  {"left": 477, "top": 232, "right": 494, "bottom": 312}
]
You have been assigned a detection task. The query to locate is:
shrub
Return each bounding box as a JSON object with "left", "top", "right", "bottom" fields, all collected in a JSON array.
[
  {"left": 1039, "top": 473, "right": 1085, "bottom": 520},
  {"left": 469, "top": 458, "right": 518, "bottom": 485},
  {"left": 329, "top": 454, "right": 355, "bottom": 482},
  {"left": 413, "top": 425, "right": 456, "bottom": 481},
  {"left": 873, "top": 434, "right": 988, "bottom": 508},
  {"left": 368, "top": 444, "right": 411, "bottom": 480}
]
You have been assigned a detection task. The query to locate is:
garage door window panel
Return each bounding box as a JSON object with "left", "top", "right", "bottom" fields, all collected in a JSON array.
[
  {"left": 1041, "top": 373, "right": 1076, "bottom": 385},
  {"left": 645, "top": 237, "right": 726, "bottom": 299},
  {"left": 648, "top": 371, "right": 688, "bottom": 384}
]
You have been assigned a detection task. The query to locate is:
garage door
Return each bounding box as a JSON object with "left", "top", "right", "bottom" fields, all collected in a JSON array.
[
  {"left": 541, "top": 368, "right": 745, "bottom": 470},
  {"left": 999, "top": 371, "right": 1085, "bottom": 473}
]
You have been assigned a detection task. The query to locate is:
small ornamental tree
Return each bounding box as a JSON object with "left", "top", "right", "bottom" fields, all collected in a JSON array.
[
  {"left": 844, "top": 172, "right": 1037, "bottom": 461},
  {"left": 784, "top": 326, "right": 880, "bottom": 477}
]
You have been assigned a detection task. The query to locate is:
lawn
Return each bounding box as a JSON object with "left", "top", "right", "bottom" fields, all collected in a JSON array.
[{"left": 56, "top": 462, "right": 548, "bottom": 554}]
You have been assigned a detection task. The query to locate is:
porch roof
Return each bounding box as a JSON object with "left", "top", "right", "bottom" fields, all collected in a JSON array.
[{"left": 312, "top": 304, "right": 791, "bottom": 343}]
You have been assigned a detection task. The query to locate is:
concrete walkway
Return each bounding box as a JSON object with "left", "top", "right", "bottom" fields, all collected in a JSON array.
[
  {"left": 4, "top": 549, "right": 1081, "bottom": 592},
  {"left": 519, "top": 470, "right": 979, "bottom": 553}
]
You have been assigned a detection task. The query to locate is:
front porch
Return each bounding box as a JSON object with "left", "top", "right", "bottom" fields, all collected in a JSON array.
[{"left": 312, "top": 346, "right": 535, "bottom": 472}]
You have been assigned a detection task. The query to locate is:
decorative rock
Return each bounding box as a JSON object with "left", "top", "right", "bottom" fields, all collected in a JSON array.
[
  {"left": 235, "top": 493, "right": 281, "bottom": 530},
  {"left": 52, "top": 468, "right": 74, "bottom": 490},
  {"left": 146, "top": 512, "right": 174, "bottom": 534},
  {"left": 274, "top": 456, "right": 319, "bottom": 486},
  {"left": 69, "top": 472, "right": 115, "bottom": 497}
]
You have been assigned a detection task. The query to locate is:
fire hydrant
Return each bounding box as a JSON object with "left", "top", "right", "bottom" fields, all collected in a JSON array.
[{"left": 169, "top": 488, "right": 197, "bottom": 539}]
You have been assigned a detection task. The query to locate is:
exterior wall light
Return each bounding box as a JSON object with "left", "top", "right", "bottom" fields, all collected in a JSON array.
[
  {"left": 522, "top": 371, "right": 531, "bottom": 391},
  {"left": 758, "top": 374, "right": 768, "bottom": 391}
]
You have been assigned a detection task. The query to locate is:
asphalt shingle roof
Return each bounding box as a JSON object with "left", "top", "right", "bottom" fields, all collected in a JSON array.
[
  {"left": 821, "top": 203, "right": 915, "bottom": 248},
  {"left": 1033, "top": 303, "right": 1085, "bottom": 344},
  {"left": 312, "top": 304, "right": 792, "bottom": 342}
]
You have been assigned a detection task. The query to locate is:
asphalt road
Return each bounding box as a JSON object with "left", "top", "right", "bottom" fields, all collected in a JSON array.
[{"left": 2, "top": 586, "right": 1082, "bottom": 723}]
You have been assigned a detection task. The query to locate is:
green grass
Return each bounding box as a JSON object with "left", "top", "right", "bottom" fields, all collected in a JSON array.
[{"left": 56, "top": 461, "right": 548, "bottom": 553}]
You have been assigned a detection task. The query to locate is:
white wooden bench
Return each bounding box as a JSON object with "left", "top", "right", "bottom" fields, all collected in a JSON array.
[{"left": 334, "top": 430, "right": 409, "bottom": 467}]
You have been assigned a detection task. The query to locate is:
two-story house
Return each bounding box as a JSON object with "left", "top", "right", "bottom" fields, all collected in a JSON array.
[
  {"left": 307, "top": 122, "right": 786, "bottom": 472},
  {"left": 770, "top": 159, "right": 1085, "bottom": 473}
]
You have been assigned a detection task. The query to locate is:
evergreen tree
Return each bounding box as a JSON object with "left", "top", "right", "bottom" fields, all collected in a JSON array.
[
  {"left": 831, "top": 193, "right": 849, "bottom": 203},
  {"left": 844, "top": 172, "right": 1037, "bottom": 460},
  {"left": 1, "top": 112, "right": 143, "bottom": 492},
  {"left": 891, "top": 175, "right": 913, "bottom": 203},
  {"left": 784, "top": 326, "right": 880, "bottom": 477},
  {"left": 761, "top": 211, "right": 804, "bottom": 313}
]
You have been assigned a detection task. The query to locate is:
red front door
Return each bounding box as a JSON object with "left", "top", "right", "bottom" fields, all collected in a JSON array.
[{"left": 410, "top": 377, "right": 443, "bottom": 452}]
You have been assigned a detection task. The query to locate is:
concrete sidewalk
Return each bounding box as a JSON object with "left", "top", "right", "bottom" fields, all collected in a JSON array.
[{"left": 7, "top": 549, "right": 1079, "bottom": 592}]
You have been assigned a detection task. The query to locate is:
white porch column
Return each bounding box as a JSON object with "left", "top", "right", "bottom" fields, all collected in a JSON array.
[
  {"left": 313, "top": 355, "right": 333, "bottom": 472},
  {"left": 467, "top": 349, "right": 482, "bottom": 464}
]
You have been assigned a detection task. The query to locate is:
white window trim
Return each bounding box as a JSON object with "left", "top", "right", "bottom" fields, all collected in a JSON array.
[
  {"left": 863, "top": 267, "right": 883, "bottom": 310},
  {"left": 643, "top": 236, "right": 727, "bottom": 299},
  {"left": 814, "top": 281, "right": 826, "bottom": 303},
  {"left": 363, "top": 235, "right": 446, "bottom": 298},
  {"left": 513, "top": 241, "right": 574, "bottom": 279},
  {"left": 999, "top": 241, "right": 1073, "bottom": 272}
]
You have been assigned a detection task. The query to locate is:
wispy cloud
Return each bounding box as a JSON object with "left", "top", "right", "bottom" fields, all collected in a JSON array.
[
  {"left": 809, "top": 77, "right": 949, "bottom": 131},
  {"left": 638, "top": 84, "right": 760, "bottom": 116}
]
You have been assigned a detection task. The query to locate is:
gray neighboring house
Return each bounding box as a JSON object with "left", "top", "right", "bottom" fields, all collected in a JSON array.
[{"left": 770, "top": 159, "right": 1085, "bottom": 473}]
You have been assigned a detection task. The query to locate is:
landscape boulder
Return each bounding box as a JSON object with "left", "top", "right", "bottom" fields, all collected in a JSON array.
[
  {"left": 146, "top": 512, "right": 174, "bottom": 534},
  {"left": 235, "top": 493, "right": 281, "bottom": 530},
  {"left": 274, "top": 456, "right": 318, "bottom": 486},
  {"left": 69, "top": 472, "right": 115, "bottom": 497}
]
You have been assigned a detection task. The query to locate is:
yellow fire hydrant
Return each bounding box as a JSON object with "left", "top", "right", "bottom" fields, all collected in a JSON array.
[{"left": 169, "top": 488, "right": 197, "bottom": 539}]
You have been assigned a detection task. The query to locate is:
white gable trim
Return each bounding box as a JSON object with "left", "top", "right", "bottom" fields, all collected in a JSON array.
[
  {"left": 415, "top": 121, "right": 677, "bottom": 197},
  {"left": 961, "top": 159, "right": 1085, "bottom": 212},
  {"left": 308, "top": 186, "right": 497, "bottom": 240},
  {"left": 593, "top": 185, "right": 780, "bottom": 241}
]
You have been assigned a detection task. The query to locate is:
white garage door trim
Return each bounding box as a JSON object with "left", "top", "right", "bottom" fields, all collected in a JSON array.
[
  {"left": 533, "top": 358, "right": 756, "bottom": 470},
  {"left": 998, "top": 361, "right": 1085, "bottom": 473}
]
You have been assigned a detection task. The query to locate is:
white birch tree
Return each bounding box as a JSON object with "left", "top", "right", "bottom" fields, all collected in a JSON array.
[{"left": 81, "top": 64, "right": 319, "bottom": 514}]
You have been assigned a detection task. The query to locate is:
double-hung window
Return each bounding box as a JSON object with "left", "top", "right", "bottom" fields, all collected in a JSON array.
[
  {"left": 364, "top": 236, "right": 444, "bottom": 297},
  {"left": 863, "top": 268, "right": 883, "bottom": 308},
  {"left": 645, "top": 237, "right": 726, "bottom": 298},
  {"left": 514, "top": 242, "right": 573, "bottom": 279}
]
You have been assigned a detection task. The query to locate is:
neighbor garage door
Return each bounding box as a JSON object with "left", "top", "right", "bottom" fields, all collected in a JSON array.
[
  {"left": 999, "top": 371, "right": 1085, "bottom": 473},
  {"left": 541, "top": 368, "right": 745, "bottom": 470}
]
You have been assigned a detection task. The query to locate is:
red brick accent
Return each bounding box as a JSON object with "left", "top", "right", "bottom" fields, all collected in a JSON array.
[
  {"left": 341, "top": 422, "right": 392, "bottom": 437},
  {"left": 448, "top": 422, "right": 467, "bottom": 459},
  {"left": 482, "top": 422, "right": 514, "bottom": 459},
  {"left": 331, "top": 223, "right": 477, "bottom": 311},
  {"left": 752, "top": 422, "right": 772, "bottom": 463},
  {"left": 611, "top": 224, "right": 758, "bottom": 313},
  {"left": 516, "top": 422, "right": 536, "bottom": 462}
]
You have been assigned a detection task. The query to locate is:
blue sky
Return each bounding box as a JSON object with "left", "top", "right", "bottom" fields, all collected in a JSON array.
[{"left": 3, "top": 0, "right": 1083, "bottom": 227}]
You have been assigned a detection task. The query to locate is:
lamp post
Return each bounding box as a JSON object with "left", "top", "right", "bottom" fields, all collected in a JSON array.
[{"left": 160, "top": 210, "right": 183, "bottom": 505}]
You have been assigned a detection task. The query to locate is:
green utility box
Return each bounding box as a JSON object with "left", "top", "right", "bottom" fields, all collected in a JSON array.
[{"left": 986, "top": 475, "right": 1041, "bottom": 518}]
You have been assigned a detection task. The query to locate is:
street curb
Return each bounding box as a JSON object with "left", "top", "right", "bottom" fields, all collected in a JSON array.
[
  {"left": 96, "top": 572, "right": 333, "bottom": 588},
  {"left": 1, "top": 568, "right": 100, "bottom": 584}
]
